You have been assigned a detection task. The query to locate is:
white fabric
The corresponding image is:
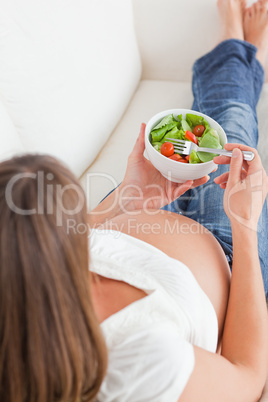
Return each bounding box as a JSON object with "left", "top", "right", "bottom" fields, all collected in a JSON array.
[
  {"left": 81, "top": 79, "right": 268, "bottom": 209},
  {"left": 90, "top": 229, "right": 218, "bottom": 401},
  {"left": 98, "top": 326, "right": 195, "bottom": 402},
  {"left": 0, "top": 0, "right": 141, "bottom": 176},
  {"left": 0, "top": 99, "right": 24, "bottom": 162},
  {"left": 132, "top": 0, "right": 268, "bottom": 82}
]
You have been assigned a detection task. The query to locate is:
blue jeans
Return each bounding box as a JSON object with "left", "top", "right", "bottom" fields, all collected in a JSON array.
[{"left": 162, "top": 39, "right": 268, "bottom": 298}]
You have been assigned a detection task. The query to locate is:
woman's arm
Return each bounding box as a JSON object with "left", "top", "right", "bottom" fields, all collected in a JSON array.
[
  {"left": 180, "top": 145, "right": 268, "bottom": 401},
  {"left": 222, "top": 224, "right": 267, "bottom": 379},
  {"left": 89, "top": 124, "right": 209, "bottom": 228}
]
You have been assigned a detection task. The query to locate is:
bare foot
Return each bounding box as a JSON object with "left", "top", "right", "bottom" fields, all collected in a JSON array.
[
  {"left": 244, "top": 0, "right": 268, "bottom": 66},
  {"left": 217, "top": 0, "right": 246, "bottom": 42}
]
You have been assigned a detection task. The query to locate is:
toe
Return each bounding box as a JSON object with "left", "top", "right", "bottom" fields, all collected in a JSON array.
[
  {"left": 258, "top": 0, "right": 265, "bottom": 10},
  {"left": 253, "top": 2, "right": 259, "bottom": 13},
  {"left": 247, "top": 8, "right": 252, "bottom": 18},
  {"left": 256, "top": 0, "right": 266, "bottom": 12},
  {"left": 242, "top": 0, "right": 247, "bottom": 13},
  {"left": 246, "top": 5, "right": 253, "bottom": 17}
]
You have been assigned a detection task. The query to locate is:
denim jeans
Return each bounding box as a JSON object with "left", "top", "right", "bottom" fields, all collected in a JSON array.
[
  {"left": 99, "top": 40, "right": 268, "bottom": 297},
  {"left": 162, "top": 39, "right": 268, "bottom": 297}
]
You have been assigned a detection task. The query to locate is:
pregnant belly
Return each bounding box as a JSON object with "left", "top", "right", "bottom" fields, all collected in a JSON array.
[{"left": 101, "top": 209, "right": 231, "bottom": 344}]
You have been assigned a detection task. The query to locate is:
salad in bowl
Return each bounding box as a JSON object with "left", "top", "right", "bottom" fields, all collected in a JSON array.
[
  {"left": 144, "top": 109, "right": 227, "bottom": 183},
  {"left": 150, "top": 112, "right": 223, "bottom": 164}
]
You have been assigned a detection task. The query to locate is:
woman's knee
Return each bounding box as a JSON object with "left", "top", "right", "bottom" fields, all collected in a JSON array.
[{"left": 209, "top": 102, "right": 259, "bottom": 148}]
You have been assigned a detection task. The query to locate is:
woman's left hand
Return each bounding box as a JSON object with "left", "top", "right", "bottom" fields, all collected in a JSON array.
[{"left": 120, "top": 123, "right": 210, "bottom": 211}]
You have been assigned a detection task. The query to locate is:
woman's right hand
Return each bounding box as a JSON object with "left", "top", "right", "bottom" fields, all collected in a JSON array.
[{"left": 214, "top": 143, "right": 268, "bottom": 231}]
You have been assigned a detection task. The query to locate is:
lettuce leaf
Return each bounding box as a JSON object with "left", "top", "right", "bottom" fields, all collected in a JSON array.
[
  {"left": 189, "top": 150, "right": 201, "bottom": 164},
  {"left": 151, "top": 122, "right": 178, "bottom": 142},
  {"left": 205, "top": 128, "right": 220, "bottom": 140},
  {"left": 151, "top": 114, "right": 180, "bottom": 142},
  {"left": 152, "top": 114, "right": 175, "bottom": 131},
  {"left": 161, "top": 126, "right": 184, "bottom": 143},
  {"left": 186, "top": 113, "right": 210, "bottom": 135},
  {"left": 177, "top": 114, "right": 191, "bottom": 132},
  {"left": 197, "top": 132, "right": 222, "bottom": 162},
  {"left": 152, "top": 142, "right": 162, "bottom": 152}
]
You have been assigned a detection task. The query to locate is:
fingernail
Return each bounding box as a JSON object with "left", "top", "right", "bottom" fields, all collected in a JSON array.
[{"left": 232, "top": 148, "right": 240, "bottom": 158}]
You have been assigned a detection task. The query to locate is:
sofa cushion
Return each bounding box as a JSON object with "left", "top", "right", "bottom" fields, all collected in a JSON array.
[
  {"left": 0, "top": 0, "right": 141, "bottom": 176},
  {"left": 80, "top": 80, "right": 268, "bottom": 210},
  {"left": 132, "top": 0, "right": 268, "bottom": 82},
  {"left": 0, "top": 99, "right": 24, "bottom": 162},
  {"left": 80, "top": 80, "right": 193, "bottom": 209}
]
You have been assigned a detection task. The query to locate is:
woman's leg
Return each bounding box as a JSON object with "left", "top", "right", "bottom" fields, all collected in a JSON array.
[
  {"left": 164, "top": 0, "right": 268, "bottom": 296},
  {"left": 187, "top": 36, "right": 267, "bottom": 256}
]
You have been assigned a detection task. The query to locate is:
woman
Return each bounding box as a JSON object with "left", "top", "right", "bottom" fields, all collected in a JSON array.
[
  {"left": 89, "top": 0, "right": 268, "bottom": 400},
  {"left": 0, "top": 1, "right": 268, "bottom": 402}
]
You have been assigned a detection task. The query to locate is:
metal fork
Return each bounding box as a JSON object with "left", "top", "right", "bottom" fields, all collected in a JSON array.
[{"left": 165, "top": 138, "right": 254, "bottom": 161}]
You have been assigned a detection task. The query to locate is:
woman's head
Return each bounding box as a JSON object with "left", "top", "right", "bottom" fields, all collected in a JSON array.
[{"left": 0, "top": 154, "right": 107, "bottom": 402}]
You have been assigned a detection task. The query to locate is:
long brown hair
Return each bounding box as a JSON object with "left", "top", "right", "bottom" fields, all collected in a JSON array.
[{"left": 0, "top": 154, "right": 107, "bottom": 402}]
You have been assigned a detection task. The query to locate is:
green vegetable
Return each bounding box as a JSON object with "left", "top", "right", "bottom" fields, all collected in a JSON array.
[
  {"left": 177, "top": 129, "right": 185, "bottom": 140},
  {"left": 151, "top": 114, "right": 180, "bottom": 142},
  {"left": 161, "top": 127, "right": 184, "bottom": 143},
  {"left": 181, "top": 119, "right": 191, "bottom": 132},
  {"left": 177, "top": 114, "right": 191, "bottom": 132},
  {"left": 189, "top": 150, "right": 201, "bottom": 164},
  {"left": 186, "top": 113, "right": 210, "bottom": 135},
  {"left": 205, "top": 128, "right": 220, "bottom": 140},
  {"left": 197, "top": 132, "right": 222, "bottom": 162},
  {"left": 152, "top": 114, "right": 175, "bottom": 131},
  {"left": 152, "top": 142, "right": 162, "bottom": 152},
  {"left": 151, "top": 122, "right": 178, "bottom": 142}
]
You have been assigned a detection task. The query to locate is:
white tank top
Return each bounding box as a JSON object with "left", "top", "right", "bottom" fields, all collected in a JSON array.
[{"left": 89, "top": 229, "right": 218, "bottom": 402}]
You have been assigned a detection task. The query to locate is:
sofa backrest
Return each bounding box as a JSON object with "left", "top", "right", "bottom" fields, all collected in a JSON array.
[
  {"left": 133, "top": 0, "right": 267, "bottom": 82},
  {"left": 0, "top": 0, "right": 141, "bottom": 176}
]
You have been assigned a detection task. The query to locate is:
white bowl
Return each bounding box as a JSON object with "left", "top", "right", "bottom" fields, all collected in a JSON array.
[{"left": 145, "top": 108, "right": 227, "bottom": 183}]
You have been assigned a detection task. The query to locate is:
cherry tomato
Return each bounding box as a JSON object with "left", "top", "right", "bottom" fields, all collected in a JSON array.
[
  {"left": 185, "top": 155, "right": 190, "bottom": 162},
  {"left": 161, "top": 142, "right": 174, "bottom": 157},
  {"left": 193, "top": 125, "right": 205, "bottom": 137},
  {"left": 168, "top": 154, "right": 182, "bottom": 161},
  {"left": 178, "top": 159, "right": 188, "bottom": 163},
  {"left": 185, "top": 130, "right": 198, "bottom": 145}
]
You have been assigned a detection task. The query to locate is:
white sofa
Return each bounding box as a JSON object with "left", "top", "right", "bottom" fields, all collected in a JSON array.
[
  {"left": 0, "top": 0, "right": 267, "bottom": 399},
  {"left": 0, "top": 0, "right": 267, "bottom": 210}
]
